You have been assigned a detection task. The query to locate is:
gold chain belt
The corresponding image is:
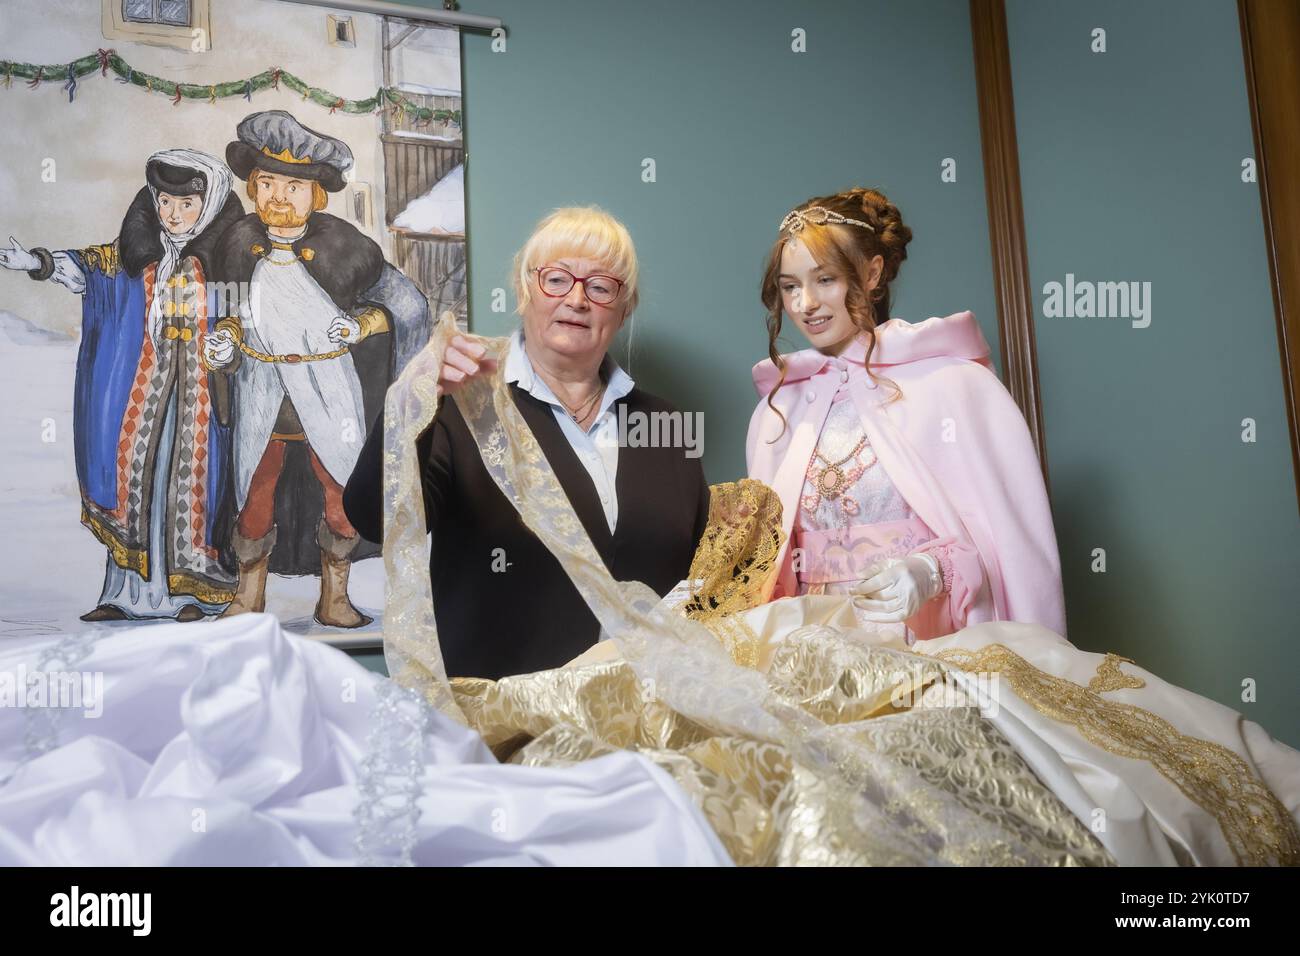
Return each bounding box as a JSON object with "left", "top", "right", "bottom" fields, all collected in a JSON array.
[{"left": 237, "top": 341, "right": 351, "bottom": 364}]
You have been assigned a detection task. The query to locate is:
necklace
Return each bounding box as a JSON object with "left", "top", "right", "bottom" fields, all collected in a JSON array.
[
  {"left": 559, "top": 382, "right": 604, "bottom": 423},
  {"left": 801, "top": 434, "right": 876, "bottom": 515},
  {"left": 812, "top": 435, "right": 871, "bottom": 496}
]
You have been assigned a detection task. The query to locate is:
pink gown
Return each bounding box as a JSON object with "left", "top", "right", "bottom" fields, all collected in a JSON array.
[{"left": 791, "top": 356, "right": 974, "bottom": 639}]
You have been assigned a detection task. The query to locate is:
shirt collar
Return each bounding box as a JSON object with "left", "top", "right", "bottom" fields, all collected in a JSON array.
[{"left": 504, "top": 328, "right": 635, "bottom": 421}]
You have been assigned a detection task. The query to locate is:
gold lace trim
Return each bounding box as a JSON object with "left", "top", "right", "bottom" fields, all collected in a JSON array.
[
  {"left": 935, "top": 643, "right": 1300, "bottom": 866},
  {"left": 1089, "top": 653, "right": 1146, "bottom": 693},
  {"left": 682, "top": 478, "right": 784, "bottom": 621},
  {"left": 702, "top": 614, "right": 763, "bottom": 669}
]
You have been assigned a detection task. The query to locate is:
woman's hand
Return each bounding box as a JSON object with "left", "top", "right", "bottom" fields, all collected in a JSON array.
[
  {"left": 438, "top": 334, "right": 498, "bottom": 394},
  {"left": 850, "top": 554, "right": 943, "bottom": 623},
  {"left": 0, "top": 237, "right": 40, "bottom": 273}
]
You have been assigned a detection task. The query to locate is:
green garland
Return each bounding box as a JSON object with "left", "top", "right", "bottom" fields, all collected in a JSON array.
[{"left": 0, "top": 49, "right": 461, "bottom": 127}]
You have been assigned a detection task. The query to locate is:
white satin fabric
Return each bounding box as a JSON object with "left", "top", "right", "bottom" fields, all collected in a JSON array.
[{"left": 0, "top": 614, "right": 731, "bottom": 866}]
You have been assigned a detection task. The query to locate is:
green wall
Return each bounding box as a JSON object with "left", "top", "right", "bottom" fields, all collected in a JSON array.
[
  {"left": 1007, "top": 0, "right": 1298, "bottom": 746},
  {"left": 407, "top": 0, "right": 1298, "bottom": 747}
]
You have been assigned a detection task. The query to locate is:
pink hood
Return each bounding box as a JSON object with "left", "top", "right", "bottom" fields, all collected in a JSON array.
[{"left": 753, "top": 312, "right": 995, "bottom": 393}]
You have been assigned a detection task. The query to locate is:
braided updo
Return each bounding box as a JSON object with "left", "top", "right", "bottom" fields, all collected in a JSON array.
[{"left": 839, "top": 186, "right": 913, "bottom": 314}]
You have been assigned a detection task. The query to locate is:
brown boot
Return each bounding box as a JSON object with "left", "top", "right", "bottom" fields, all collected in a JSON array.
[
  {"left": 314, "top": 520, "right": 371, "bottom": 632},
  {"left": 80, "top": 604, "right": 129, "bottom": 622},
  {"left": 220, "top": 526, "right": 277, "bottom": 617},
  {"left": 175, "top": 604, "right": 206, "bottom": 622},
  {"left": 314, "top": 520, "right": 372, "bottom": 629}
]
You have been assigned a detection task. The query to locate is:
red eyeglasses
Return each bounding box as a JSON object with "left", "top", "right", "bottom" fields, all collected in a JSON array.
[{"left": 534, "top": 266, "right": 624, "bottom": 305}]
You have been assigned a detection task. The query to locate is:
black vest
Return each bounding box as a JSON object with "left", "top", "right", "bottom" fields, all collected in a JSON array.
[{"left": 344, "top": 385, "right": 709, "bottom": 679}]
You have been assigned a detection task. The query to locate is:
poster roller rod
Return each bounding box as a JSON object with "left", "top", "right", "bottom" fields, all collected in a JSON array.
[{"left": 277, "top": 0, "right": 502, "bottom": 31}]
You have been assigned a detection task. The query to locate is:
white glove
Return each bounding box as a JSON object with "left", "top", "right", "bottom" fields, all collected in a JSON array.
[
  {"left": 204, "top": 329, "right": 236, "bottom": 369},
  {"left": 327, "top": 313, "right": 362, "bottom": 344},
  {"left": 0, "top": 236, "right": 40, "bottom": 273},
  {"left": 851, "top": 554, "right": 943, "bottom": 623}
]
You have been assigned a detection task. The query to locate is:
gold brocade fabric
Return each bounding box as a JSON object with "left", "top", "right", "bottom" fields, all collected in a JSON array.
[
  {"left": 936, "top": 644, "right": 1300, "bottom": 867},
  {"left": 450, "top": 631, "right": 1115, "bottom": 867}
]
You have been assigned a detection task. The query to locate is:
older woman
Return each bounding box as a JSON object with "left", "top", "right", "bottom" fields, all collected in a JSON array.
[{"left": 344, "top": 206, "right": 709, "bottom": 679}]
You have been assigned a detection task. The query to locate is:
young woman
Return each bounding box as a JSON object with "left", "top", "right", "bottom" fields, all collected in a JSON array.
[{"left": 746, "top": 187, "right": 1066, "bottom": 641}]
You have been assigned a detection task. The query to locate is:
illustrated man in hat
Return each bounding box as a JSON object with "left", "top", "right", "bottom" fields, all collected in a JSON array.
[{"left": 205, "top": 110, "right": 419, "bottom": 628}]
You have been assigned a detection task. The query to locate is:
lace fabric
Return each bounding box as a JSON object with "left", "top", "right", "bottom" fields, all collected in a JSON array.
[
  {"left": 381, "top": 312, "right": 1112, "bottom": 865},
  {"left": 381, "top": 312, "right": 464, "bottom": 723},
  {"left": 681, "top": 478, "right": 784, "bottom": 620},
  {"left": 353, "top": 679, "right": 438, "bottom": 866}
]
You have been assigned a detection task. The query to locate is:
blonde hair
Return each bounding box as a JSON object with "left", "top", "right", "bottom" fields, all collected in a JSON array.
[{"left": 512, "top": 206, "right": 639, "bottom": 316}]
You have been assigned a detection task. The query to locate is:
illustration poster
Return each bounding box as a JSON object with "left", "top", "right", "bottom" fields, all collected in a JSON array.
[{"left": 0, "top": 0, "right": 467, "bottom": 638}]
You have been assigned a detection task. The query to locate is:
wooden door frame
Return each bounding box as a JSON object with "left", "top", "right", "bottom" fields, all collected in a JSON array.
[
  {"left": 1238, "top": 0, "right": 1300, "bottom": 514},
  {"left": 970, "top": 0, "right": 1300, "bottom": 512},
  {"left": 969, "top": 0, "right": 1051, "bottom": 492}
]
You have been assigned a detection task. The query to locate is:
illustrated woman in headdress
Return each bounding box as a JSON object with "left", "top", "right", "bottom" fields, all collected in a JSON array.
[{"left": 0, "top": 149, "right": 245, "bottom": 621}]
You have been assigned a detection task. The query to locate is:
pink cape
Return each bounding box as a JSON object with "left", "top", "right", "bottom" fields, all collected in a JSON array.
[{"left": 745, "top": 311, "right": 1067, "bottom": 639}]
